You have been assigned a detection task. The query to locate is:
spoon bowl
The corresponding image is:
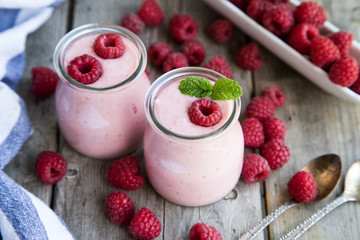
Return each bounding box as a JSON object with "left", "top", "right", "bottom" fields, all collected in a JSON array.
[
  {"left": 239, "top": 153, "right": 342, "bottom": 240},
  {"left": 344, "top": 161, "right": 360, "bottom": 200}
]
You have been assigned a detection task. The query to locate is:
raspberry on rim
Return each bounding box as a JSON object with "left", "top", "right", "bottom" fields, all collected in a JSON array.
[
  {"left": 94, "top": 33, "right": 125, "bottom": 59},
  {"left": 67, "top": 54, "right": 103, "bottom": 84},
  {"left": 188, "top": 98, "right": 222, "bottom": 127}
]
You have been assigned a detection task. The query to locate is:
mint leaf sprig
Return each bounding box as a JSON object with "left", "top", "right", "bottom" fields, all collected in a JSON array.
[{"left": 179, "top": 76, "right": 242, "bottom": 100}]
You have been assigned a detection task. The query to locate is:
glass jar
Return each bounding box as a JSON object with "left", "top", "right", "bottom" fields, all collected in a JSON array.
[
  {"left": 143, "top": 67, "right": 244, "bottom": 207},
  {"left": 53, "top": 23, "right": 149, "bottom": 159}
]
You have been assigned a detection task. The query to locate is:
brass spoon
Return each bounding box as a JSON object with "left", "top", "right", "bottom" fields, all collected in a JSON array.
[
  {"left": 239, "top": 154, "right": 342, "bottom": 240},
  {"left": 280, "top": 160, "right": 360, "bottom": 240}
]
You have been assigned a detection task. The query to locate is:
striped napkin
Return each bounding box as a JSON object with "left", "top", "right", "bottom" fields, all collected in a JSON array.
[{"left": 0, "top": 1, "right": 75, "bottom": 239}]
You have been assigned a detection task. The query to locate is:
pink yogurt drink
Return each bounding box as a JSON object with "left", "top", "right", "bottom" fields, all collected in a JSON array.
[
  {"left": 53, "top": 24, "right": 150, "bottom": 159},
  {"left": 143, "top": 67, "right": 244, "bottom": 207}
]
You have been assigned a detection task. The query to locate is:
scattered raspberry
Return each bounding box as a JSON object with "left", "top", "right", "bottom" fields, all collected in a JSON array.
[
  {"left": 286, "top": 23, "right": 319, "bottom": 55},
  {"left": 181, "top": 39, "right": 206, "bottom": 66},
  {"left": 137, "top": 0, "right": 164, "bottom": 26},
  {"left": 203, "top": 55, "right": 233, "bottom": 79},
  {"left": 31, "top": 66, "right": 59, "bottom": 98},
  {"left": 208, "top": 19, "right": 233, "bottom": 43},
  {"left": 35, "top": 151, "right": 68, "bottom": 184},
  {"left": 162, "top": 52, "right": 189, "bottom": 73},
  {"left": 148, "top": 42, "right": 173, "bottom": 67},
  {"left": 329, "top": 56, "right": 359, "bottom": 87},
  {"left": 189, "top": 223, "right": 223, "bottom": 240},
  {"left": 246, "top": 0, "right": 273, "bottom": 23},
  {"left": 229, "top": 0, "right": 248, "bottom": 10},
  {"left": 121, "top": 13, "right": 145, "bottom": 34},
  {"left": 94, "top": 33, "right": 125, "bottom": 59},
  {"left": 128, "top": 207, "right": 161, "bottom": 240},
  {"left": 108, "top": 156, "right": 145, "bottom": 190},
  {"left": 105, "top": 191, "right": 135, "bottom": 226},
  {"left": 188, "top": 98, "right": 222, "bottom": 127},
  {"left": 295, "top": 1, "right": 327, "bottom": 29},
  {"left": 261, "top": 139, "right": 290, "bottom": 169},
  {"left": 242, "top": 153, "right": 271, "bottom": 183},
  {"left": 350, "top": 73, "right": 360, "bottom": 94},
  {"left": 310, "top": 36, "right": 340, "bottom": 68},
  {"left": 260, "top": 85, "right": 286, "bottom": 109},
  {"left": 169, "top": 14, "right": 198, "bottom": 42},
  {"left": 67, "top": 54, "right": 103, "bottom": 84},
  {"left": 288, "top": 171, "right": 318, "bottom": 203},
  {"left": 242, "top": 118, "right": 265, "bottom": 148},
  {"left": 237, "top": 42, "right": 263, "bottom": 71},
  {"left": 263, "top": 118, "right": 287, "bottom": 142},
  {"left": 262, "top": 3, "right": 295, "bottom": 36},
  {"left": 246, "top": 96, "right": 275, "bottom": 122},
  {"left": 329, "top": 31, "right": 354, "bottom": 58}
]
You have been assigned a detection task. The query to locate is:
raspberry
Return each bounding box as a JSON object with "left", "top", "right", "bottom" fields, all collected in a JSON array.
[
  {"left": 295, "top": 1, "right": 327, "bottom": 29},
  {"left": 329, "top": 56, "right": 359, "bottom": 87},
  {"left": 262, "top": 4, "right": 295, "bottom": 36},
  {"left": 237, "top": 42, "right": 263, "bottom": 71},
  {"left": 105, "top": 191, "right": 135, "bottom": 226},
  {"left": 203, "top": 55, "right": 233, "bottom": 79},
  {"left": 128, "top": 207, "right": 161, "bottom": 240},
  {"left": 189, "top": 223, "right": 223, "bottom": 240},
  {"left": 260, "top": 85, "right": 286, "bottom": 108},
  {"left": 208, "top": 19, "right": 233, "bottom": 43},
  {"left": 263, "top": 118, "right": 287, "bottom": 142},
  {"left": 246, "top": 0, "right": 273, "bottom": 23},
  {"left": 35, "top": 151, "right": 67, "bottom": 184},
  {"left": 268, "top": 0, "right": 289, "bottom": 3},
  {"left": 188, "top": 99, "right": 222, "bottom": 127},
  {"left": 288, "top": 171, "right": 318, "bottom": 203},
  {"left": 121, "top": 13, "right": 145, "bottom": 34},
  {"left": 181, "top": 39, "right": 206, "bottom": 66},
  {"left": 246, "top": 96, "right": 275, "bottom": 122},
  {"left": 108, "top": 156, "right": 145, "bottom": 190},
  {"left": 310, "top": 36, "right": 340, "bottom": 68},
  {"left": 31, "top": 66, "right": 59, "bottom": 98},
  {"left": 137, "top": 0, "right": 164, "bottom": 26},
  {"left": 229, "top": 0, "right": 248, "bottom": 10},
  {"left": 162, "top": 52, "right": 189, "bottom": 73},
  {"left": 67, "top": 54, "right": 103, "bottom": 84},
  {"left": 261, "top": 139, "right": 290, "bottom": 169},
  {"left": 329, "top": 31, "right": 354, "bottom": 58},
  {"left": 350, "top": 73, "right": 360, "bottom": 94},
  {"left": 169, "top": 14, "right": 198, "bottom": 42},
  {"left": 94, "top": 33, "right": 125, "bottom": 59},
  {"left": 242, "top": 118, "right": 265, "bottom": 148},
  {"left": 286, "top": 23, "right": 319, "bottom": 55},
  {"left": 148, "top": 42, "right": 173, "bottom": 67},
  {"left": 242, "top": 153, "right": 271, "bottom": 183}
]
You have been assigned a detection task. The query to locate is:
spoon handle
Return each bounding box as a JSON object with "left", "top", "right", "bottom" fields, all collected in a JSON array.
[
  {"left": 239, "top": 200, "right": 297, "bottom": 240},
  {"left": 280, "top": 194, "right": 348, "bottom": 240}
]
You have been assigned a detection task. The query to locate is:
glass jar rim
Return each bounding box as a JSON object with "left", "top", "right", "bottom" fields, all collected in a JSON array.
[
  {"left": 144, "top": 67, "right": 242, "bottom": 142},
  {"left": 53, "top": 23, "right": 147, "bottom": 92}
]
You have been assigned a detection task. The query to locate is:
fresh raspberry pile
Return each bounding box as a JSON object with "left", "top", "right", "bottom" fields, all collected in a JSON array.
[
  {"left": 242, "top": 153, "right": 271, "bottom": 183},
  {"left": 31, "top": 66, "right": 59, "bottom": 98},
  {"left": 67, "top": 54, "right": 103, "bottom": 84},
  {"left": 188, "top": 98, "right": 222, "bottom": 127},
  {"left": 35, "top": 151, "right": 68, "bottom": 184},
  {"left": 288, "top": 171, "right": 318, "bottom": 203},
  {"left": 105, "top": 191, "right": 135, "bottom": 225},
  {"left": 208, "top": 19, "right": 234, "bottom": 43},
  {"left": 128, "top": 207, "right": 161, "bottom": 240},
  {"left": 108, "top": 156, "right": 145, "bottom": 190},
  {"left": 237, "top": 42, "right": 263, "bottom": 71},
  {"left": 189, "top": 223, "right": 223, "bottom": 240},
  {"left": 121, "top": 13, "right": 145, "bottom": 35}
]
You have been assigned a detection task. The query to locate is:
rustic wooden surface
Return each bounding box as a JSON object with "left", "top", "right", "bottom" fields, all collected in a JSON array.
[{"left": 4, "top": 0, "right": 360, "bottom": 239}]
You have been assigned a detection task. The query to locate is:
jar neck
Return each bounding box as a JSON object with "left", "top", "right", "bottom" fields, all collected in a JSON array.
[
  {"left": 145, "top": 67, "right": 241, "bottom": 142},
  {"left": 53, "top": 23, "right": 147, "bottom": 92}
]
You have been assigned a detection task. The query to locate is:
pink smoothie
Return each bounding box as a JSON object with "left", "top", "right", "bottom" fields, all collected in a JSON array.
[
  {"left": 55, "top": 29, "right": 150, "bottom": 159},
  {"left": 143, "top": 74, "right": 244, "bottom": 207}
]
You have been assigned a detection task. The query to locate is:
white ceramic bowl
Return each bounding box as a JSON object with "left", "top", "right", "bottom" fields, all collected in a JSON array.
[{"left": 203, "top": 0, "right": 360, "bottom": 103}]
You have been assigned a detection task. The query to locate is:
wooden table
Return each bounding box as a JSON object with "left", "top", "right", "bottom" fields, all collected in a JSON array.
[{"left": 4, "top": 0, "right": 360, "bottom": 239}]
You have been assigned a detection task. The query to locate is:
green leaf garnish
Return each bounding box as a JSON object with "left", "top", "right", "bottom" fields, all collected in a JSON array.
[
  {"left": 179, "top": 76, "right": 242, "bottom": 100},
  {"left": 179, "top": 76, "right": 213, "bottom": 98}
]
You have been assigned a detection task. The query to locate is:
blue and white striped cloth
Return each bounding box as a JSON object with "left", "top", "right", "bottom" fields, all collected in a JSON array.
[{"left": 0, "top": 1, "right": 75, "bottom": 239}]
